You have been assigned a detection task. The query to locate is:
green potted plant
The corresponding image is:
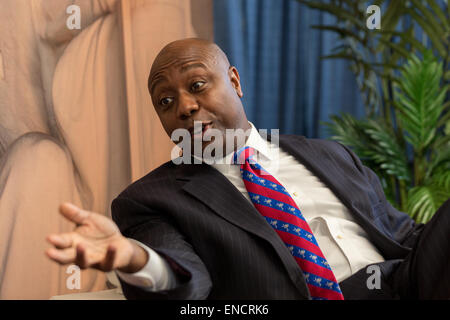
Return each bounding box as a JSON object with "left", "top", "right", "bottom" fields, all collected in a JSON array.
[{"left": 297, "top": 0, "right": 450, "bottom": 222}]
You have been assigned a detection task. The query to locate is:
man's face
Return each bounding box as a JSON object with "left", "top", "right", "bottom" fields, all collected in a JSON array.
[{"left": 148, "top": 43, "right": 250, "bottom": 154}]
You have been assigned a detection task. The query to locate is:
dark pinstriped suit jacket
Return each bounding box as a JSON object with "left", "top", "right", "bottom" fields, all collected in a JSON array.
[{"left": 111, "top": 134, "right": 424, "bottom": 300}]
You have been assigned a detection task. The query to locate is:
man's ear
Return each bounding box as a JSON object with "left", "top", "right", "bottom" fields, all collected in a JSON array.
[{"left": 228, "top": 66, "right": 243, "bottom": 98}]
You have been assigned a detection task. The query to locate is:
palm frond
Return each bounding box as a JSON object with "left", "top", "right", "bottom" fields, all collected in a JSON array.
[
  {"left": 426, "top": 146, "right": 450, "bottom": 179},
  {"left": 431, "top": 170, "right": 450, "bottom": 190},
  {"left": 299, "top": 0, "right": 450, "bottom": 223},
  {"left": 324, "top": 114, "right": 371, "bottom": 156},
  {"left": 406, "top": 6, "right": 449, "bottom": 58},
  {"left": 374, "top": 29, "right": 428, "bottom": 54},
  {"left": 427, "top": 0, "right": 450, "bottom": 31},
  {"left": 311, "top": 25, "right": 366, "bottom": 45},
  {"left": 407, "top": 184, "right": 450, "bottom": 223},
  {"left": 394, "top": 50, "right": 447, "bottom": 152},
  {"left": 362, "top": 119, "right": 411, "bottom": 181},
  {"left": 297, "top": 0, "right": 367, "bottom": 29}
]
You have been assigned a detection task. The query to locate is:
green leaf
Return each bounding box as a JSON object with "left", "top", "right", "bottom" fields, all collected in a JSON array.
[
  {"left": 311, "top": 25, "right": 366, "bottom": 44},
  {"left": 410, "top": 0, "right": 447, "bottom": 36},
  {"left": 407, "top": 7, "right": 448, "bottom": 58},
  {"left": 297, "top": 1, "right": 367, "bottom": 29},
  {"left": 427, "top": 0, "right": 450, "bottom": 31},
  {"left": 362, "top": 119, "right": 411, "bottom": 181},
  {"left": 374, "top": 29, "right": 428, "bottom": 53},
  {"left": 445, "top": 70, "right": 450, "bottom": 81},
  {"left": 432, "top": 171, "right": 450, "bottom": 190},
  {"left": 376, "top": 37, "right": 410, "bottom": 57},
  {"left": 380, "top": 0, "right": 406, "bottom": 32},
  {"left": 325, "top": 114, "right": 411, "bottom": 181},
  {"left": 394, "top": 50, "right": 446, "bottom": 151},
  {"left": 407, "top": 184, "right": 450, "bottom": 223},
  {"left": 427, "top": 147, "right": 450, "bottom": 180}
]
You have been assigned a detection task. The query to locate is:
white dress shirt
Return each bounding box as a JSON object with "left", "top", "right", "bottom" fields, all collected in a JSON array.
[{"left": 116, "top": 122, "right": 385, "bottom": 290}]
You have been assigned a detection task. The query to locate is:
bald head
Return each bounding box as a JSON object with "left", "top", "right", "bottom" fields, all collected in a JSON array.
[
  {"left": 148, "top": 38, "right": 230, "bottom": 95},
  {"left": 146, "top": 37, "right": 249, "bottom": 151}
]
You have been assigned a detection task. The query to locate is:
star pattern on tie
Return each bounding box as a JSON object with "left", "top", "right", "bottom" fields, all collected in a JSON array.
[{"left": 233, "top": 146, "right": 344, "bottom": 300}]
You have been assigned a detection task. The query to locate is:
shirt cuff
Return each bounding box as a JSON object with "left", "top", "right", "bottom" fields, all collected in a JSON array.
[{"left": 115, "top": 238, "right": 177, "bottom": 291}]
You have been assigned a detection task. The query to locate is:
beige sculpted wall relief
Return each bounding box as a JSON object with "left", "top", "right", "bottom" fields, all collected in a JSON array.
[{"left": 0, "top": 0, "right": 212, "bottom": 299}]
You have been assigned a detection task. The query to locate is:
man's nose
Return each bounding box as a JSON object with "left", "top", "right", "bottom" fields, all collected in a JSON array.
[{"left": 177, "top": 92, "right": 199, "bottom": 119}]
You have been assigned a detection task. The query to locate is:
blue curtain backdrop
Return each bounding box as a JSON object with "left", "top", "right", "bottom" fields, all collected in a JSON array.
[{"left": 213, "top": 0, "right": 365, "bottom": 138}]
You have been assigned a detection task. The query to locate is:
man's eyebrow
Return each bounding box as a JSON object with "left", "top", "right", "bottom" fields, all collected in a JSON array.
[
  {"left": 179, "top": 63, "right": 208, "bottom": 73},
  {"left": 149, "top": 63, "right": 208, "bottom": 94},
  {"left": 149, "top": 74, "right": 167, "bottom": 95}
]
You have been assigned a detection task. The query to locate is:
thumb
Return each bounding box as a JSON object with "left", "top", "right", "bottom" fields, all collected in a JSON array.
[{"left": 59, "top": 202, "right": 91, "bottom": 225}]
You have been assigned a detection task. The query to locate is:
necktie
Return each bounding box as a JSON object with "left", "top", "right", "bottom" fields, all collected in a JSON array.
[{"left": 233, "top": 146, "right": 344, "bottom": 300}]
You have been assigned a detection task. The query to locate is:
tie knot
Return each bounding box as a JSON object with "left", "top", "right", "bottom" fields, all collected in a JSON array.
[{"left": 232, "top": 146, "right": 256, "bottom": 165}]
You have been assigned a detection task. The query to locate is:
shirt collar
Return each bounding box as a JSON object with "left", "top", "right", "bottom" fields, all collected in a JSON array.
[
  {"left": 189, "top": 122, "right": 275, "bottom": 166},
  {"left": 218, "top": 121, "right": 274, "bottom": 166}
]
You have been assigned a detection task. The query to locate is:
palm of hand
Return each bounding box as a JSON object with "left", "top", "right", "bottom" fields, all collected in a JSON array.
[
  {"left": 74, "top": 214, "right": 131, "bottom": 266},
  {"left": 46, "top": 203, "right": 134, "bottom": 271}
]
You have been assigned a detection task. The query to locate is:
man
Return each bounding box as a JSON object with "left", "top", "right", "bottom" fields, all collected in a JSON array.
[{"left": 46, "top": 38, "right": 450, "bottom": 300}]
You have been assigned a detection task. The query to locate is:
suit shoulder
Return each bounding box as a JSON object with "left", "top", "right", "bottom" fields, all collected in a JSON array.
[
  {"left": 280, "top": 134, "right": 343, "bottom": 151},
  {"left": 306, "top": 137, "right": 344, "bottom": 150},
  {"left": 280, "top": 134, "right": 356, "bottom": 164},
  {"left": 306, "top": 136, "right": 362, "bottom": 169}
]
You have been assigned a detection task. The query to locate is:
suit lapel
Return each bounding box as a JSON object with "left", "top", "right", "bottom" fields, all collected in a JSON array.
[{"left": 176, "top": 162, "right": 276, "bottom": 242}]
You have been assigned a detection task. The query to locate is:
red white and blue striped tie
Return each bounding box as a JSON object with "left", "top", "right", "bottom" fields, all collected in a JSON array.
[{"left": 234, "top": 146, "right": 344, "bottom": 300}]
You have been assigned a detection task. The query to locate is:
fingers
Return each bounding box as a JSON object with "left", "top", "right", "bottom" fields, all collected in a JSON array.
[
  {"left": 46, "top": 232, "right": 77, "bottom": 264},
  {"left": 45, "top": 247, "right": 76, "bottom": 265},
  {"left": 73, "top": 244, "right": 118, "bottom": 271},
  {"left": 46, "top": 243, "right": 93, "bottom": 269},
  {"left": 47, "top": 242, "right": 117, "bottom": 271},
  {"left": 75, "top": 244, "right": 89, "bottom": 269},
  {"left": 95, "top": 245, "right": 117, "bottom": 271},
  {"left": 46, "top": 233, "right": 73, "bottom": 249},
  {"left": 59, "top": 202, "right": 91, "bottom": 225}
]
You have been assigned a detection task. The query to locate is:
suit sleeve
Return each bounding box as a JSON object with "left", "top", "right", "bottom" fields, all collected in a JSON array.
[
  {"left": 337, "top": 142, "right": 425, "bottom": 249},
  {"left": 111, "top": 196, "right": 212, "bottom": 300}
]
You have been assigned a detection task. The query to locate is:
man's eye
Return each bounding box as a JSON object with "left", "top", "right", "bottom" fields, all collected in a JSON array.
[
  {"left": 191, "top": 81, "right": 205, "bottom": 91},
  {"left": 159, "top": 97, "right": 173, "bottom": 106}
]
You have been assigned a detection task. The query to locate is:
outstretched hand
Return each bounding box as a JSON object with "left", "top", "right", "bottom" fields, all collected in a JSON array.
[{"left": 46, "top": 203, "right": 147, "bottom": 273}]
